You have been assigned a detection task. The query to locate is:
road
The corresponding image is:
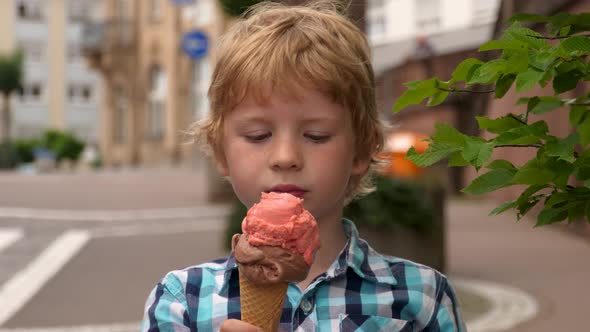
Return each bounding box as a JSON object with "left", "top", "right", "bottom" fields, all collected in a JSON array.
[{"left": 0, "top": 168, "right": 588, "bottom": 331}]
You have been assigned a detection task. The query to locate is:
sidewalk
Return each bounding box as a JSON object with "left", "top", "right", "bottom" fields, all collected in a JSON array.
[{"left": 447, "top": 198, "right": 590, "bottom": 331}]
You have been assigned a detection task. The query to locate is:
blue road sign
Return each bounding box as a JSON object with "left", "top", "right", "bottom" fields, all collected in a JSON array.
[{"left": 181, "top": 30, "right": 209, "bottom": 60}]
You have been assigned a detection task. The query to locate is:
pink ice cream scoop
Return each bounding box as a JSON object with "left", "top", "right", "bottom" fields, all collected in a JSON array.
[{"left": 242, "top": 192, "right": 320, "bottom": 265}]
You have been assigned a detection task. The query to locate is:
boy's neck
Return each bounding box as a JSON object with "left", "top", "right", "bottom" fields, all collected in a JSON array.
[{"left": 297, "top": 213, "right": 347, "bottom": 290}]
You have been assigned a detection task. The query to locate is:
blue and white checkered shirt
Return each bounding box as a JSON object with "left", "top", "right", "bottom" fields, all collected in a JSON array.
[{"left": 141, "top": 219, "right": 466, "bottom": 331}]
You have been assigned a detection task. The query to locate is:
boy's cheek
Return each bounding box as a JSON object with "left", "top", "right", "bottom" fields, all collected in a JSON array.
[{"left": 213, "top": 149, "right": 230, "bottom": 176}]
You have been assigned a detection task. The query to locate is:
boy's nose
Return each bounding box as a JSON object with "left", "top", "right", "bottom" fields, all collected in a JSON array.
[{"left": 269, "top": 138, "right": 302, "bottom": 171}]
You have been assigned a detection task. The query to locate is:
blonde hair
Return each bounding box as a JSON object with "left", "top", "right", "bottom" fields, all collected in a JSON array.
[{"left": 191, "top": 0, "right": 385, "bottom": 202}]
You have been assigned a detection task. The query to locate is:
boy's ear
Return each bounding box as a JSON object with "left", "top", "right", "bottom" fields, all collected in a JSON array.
[
  {"left": 351, "top": 153, "right": 371, "bottom": 176},
  {"left": 213, "top": 148, "right": 230, "bottom": 177}
]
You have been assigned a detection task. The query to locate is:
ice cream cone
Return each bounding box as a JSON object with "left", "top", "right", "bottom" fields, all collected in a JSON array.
[{"left": 239, "top": 268, "right": 288, "bottom": 332}]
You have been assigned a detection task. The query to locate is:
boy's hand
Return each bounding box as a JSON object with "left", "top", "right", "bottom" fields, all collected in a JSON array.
[{"left": 220, "top": 319, "right": 262, "bottom": 332}]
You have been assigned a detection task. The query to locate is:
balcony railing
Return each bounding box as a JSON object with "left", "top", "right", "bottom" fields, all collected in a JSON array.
[{"left": 81, "top": 19, "right": 136, "bottom": 55}]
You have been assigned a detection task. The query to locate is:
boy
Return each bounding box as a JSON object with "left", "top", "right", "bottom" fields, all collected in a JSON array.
[{"left": 141, "top": 1, "right": 465, "bottom": 331}]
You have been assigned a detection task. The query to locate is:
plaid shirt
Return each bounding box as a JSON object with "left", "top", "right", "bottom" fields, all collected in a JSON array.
[{"left": 141, "top": 219, "right": 466, "bottom": 331}]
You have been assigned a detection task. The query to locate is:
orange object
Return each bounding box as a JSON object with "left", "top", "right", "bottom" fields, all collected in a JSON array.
[{"left": 379, "top": 132, "right": 429, "bottom": 178}]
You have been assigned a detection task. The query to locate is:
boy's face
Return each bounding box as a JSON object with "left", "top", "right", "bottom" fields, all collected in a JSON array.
[{"left": 215, "top": 85, "right": 369, "bottom": 223}]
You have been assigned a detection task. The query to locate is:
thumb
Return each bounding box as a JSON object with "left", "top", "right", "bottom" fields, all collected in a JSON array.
[{"left": 219, "top": 319, "right": 263, "bottom": 332}]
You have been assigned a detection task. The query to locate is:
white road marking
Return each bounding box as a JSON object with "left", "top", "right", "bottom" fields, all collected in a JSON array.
[
  {"left": 0, "top": 230, "right": 91, "bottom": 326},
  {"left": 455, "top": 278, "right": 539, "bottom": 332},
  {"left": 0, "top": 322, "right": 139, "bottom": 332},
  {"left": 0, "top": 229, "right": 23, "bottom": 254},
  {"left": 91, "top": 219, "right": 226, "bottom": 238},
  {"left": 0, "top": 205, "right": 230, "bottom": 222}
]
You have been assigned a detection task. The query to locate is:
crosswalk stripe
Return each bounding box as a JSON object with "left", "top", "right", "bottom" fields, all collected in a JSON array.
[
  {"left": 0, "top": 230, "right": 91, "bottom": 326},
  {"left": 0, "top": 229, "right": 23, "bottom": 255},
  {"left": 0, "top": 205, "right": 231, "bottom": 222}
]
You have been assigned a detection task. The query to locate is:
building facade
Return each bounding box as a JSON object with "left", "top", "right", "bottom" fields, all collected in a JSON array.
[
  {"left": 0, "top": 0, "right": 102, "bottom": 142},
  {"left": 83, "top": 0, "right": 223, "bottom": 167}
]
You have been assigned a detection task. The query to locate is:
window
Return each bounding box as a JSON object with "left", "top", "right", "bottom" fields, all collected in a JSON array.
[
  {"left": 68, "top": 84, "right": 93, "bottom": 104},
  {"left": 189, "top": 59, "right": 211, "bottom": 121},
  {"left": 16, "top": 0, "right": 44, "bottom": 21},
  {"left": 149, "top": 0, "right": 162, "bottom": 22},
  {"left": 113, "top": 88, "right": 128, "bottom": 143},
  {"left": 67, "top": 43, "right": 83, "bottom": 63},
  {"left": 472, "top": 0, "right": 500, "bottom": 26},
  {"left": 416, "top": 0, "right": 440, "bottom": 35},
  {"left": 69, "top": 1, "right": 92, "bottom": 23},
  {"left": 367, "top": 0, "right": 387, "bottom": 41},
  {"left": 146, "top": 66, "right": 166, "bottom": 141},
  {"left": 18, "top": 82, "right": 44, "bottom": 104},
  {"left": 18, "top": 40, "right": 44, "bottom": 63}
]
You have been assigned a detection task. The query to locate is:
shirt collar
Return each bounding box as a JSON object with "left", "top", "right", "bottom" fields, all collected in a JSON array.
[
  {"left": 326, "top": 219, "right": 398, "bottom": 286},
  {"left": 220, "top": 218, "right": 397, "bottom": 293}
]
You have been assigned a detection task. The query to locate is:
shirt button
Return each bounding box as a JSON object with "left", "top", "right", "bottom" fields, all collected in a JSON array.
[{"left": 300, "top": 298, "right": 313, "bottom": 313}]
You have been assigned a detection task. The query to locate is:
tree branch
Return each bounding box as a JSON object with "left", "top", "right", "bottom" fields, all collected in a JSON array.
[
  {"left": 495, "top": 144, "right": 542, "bottom": 148},
  {"left": 528, "top": 33, "right": 590, "bottom": 40},
  {"left": 438, "top": 88, "right": 495, "bottom": 94},
  {"left": 508, "top": 113, "right": 527, "bottom": 125}
]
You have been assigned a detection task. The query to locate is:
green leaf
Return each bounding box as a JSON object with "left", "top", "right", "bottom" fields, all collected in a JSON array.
[
  {"left": 495, "top": 74, "right": 516, "bottom": 98},
  {"left": 515, "top": 68, "right": 544, "bottom": 92},
  {"left": 461, "top": 140, "right": 494, "bottom": 169},
  {"left": 405, "top": 143, "right": 462, "bottom": 167},
  {"left": 493, "top": 120, "right": 549, "bottom": 145},
  {"left": 569, "top": 105, "right": 588, "bottom": 126},
  {"left": 448, "top": 152, "right": 470, "bottom": 167},
  {"left": 578, "top": 116, "right": 590, "bottom": 146},
  {"left": 479, "top": 39, "right": 529, "bottom": 51},
  {"left": 559, "top": 35, "right": 590, "bottom": 54},
  {"left": 536, "top": 207, "right": 568, "bottom": 226},
  {"left": 553, "top": 71, "right": 583, "bottom": 94},
  {"left": 529, "top": 51, "right": 555, "bottom": 70},
  {"left": 462, "top": 169, "right": 515, "bottom": 195},
  {"left": 393, "top": 86, "right": 438, "bottom": 112},
  {"left": 545, "top": 133, "right": 579, "bottom": 162},
  {"left": 505, "top": 51, "right": 529, "bottom": 74},
  {"left": 502, "top": 22, "right": 548, "bottom": 49},
  {"left": 513, "top": 160, "right": 555, "bottom": 185},
  {"left": 452, "top": 58, "right": 484, "bottom": 82},
  {"left": 477, "top": 115, "right": 524, "bottom": 134},
  {"left": 487, "top": 159, "right": 516, "bottom": 170},
  {"left": 527, "top": 96, "right": 563, "bottom": 114},
  {"left": 431, "top": 123, "right": 467, "bottom": 145},
  {"left": 468, "top": 59, "right": 507, "bottom": 84},
  {"left": 545, "top": 192, "right": 570, "bottom": 207},
  {"left": 427, "top": 90, "right": 449, "bottom": 106},
  {"left": 489, "top": 200, "right": 518, "bottom": 216},
  {"left": 568, "top": 201, "right": 586, "bottom": 223}
]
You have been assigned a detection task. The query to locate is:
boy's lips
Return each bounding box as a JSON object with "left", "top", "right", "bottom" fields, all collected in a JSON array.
[{"left": 266, "top": 184, "right": 308, "bottom": 198}]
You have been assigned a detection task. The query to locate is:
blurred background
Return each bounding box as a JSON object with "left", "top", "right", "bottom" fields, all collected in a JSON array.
[{"left": 0, "top": 0, "right": 588, "bottom": 331}]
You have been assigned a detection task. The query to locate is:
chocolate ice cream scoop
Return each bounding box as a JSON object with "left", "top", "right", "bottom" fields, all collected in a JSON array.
[{"left": 232, "top": 234, "right": 309, "bottom": 284}]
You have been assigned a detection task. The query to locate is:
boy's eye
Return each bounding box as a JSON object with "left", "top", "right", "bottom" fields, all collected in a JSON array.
[
  {"left": 244, "top": 132, "right": 271, "bottom": 142},
  {"left": 304, "top": 134, "right": 330, "bottom": 143}
]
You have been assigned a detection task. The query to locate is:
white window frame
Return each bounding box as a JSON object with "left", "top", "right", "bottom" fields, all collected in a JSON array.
[
  {"left": 146, "top": 66, "right": 166, "bottom": 141},
  {"left": 367, "top": 0, "right": 387, "bottom": 42},
  {"left": 16, "top": 0, "right": 44, "bottom": 21},
  {"left": 416, "top": 0, "right": 441, "bottom": 35},
  {"left": 18, "top": 82, "right": 44, "bottom": 105},
  {"left": 190, "top": 59, "right": 211, "bottom": 122}
]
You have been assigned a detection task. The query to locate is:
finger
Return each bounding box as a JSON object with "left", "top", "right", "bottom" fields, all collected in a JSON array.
[{"left": 219, "top": 319, "right": 262, "bottom": 332}]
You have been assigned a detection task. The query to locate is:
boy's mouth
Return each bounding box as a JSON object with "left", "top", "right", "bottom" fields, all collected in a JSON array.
[{"left": 266, "top": 184, "right": 307, "bottom": 198}]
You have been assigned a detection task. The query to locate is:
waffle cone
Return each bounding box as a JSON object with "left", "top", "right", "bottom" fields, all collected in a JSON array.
[{"left": 239, "top": 268, "right": 288, "bottom": 332}]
